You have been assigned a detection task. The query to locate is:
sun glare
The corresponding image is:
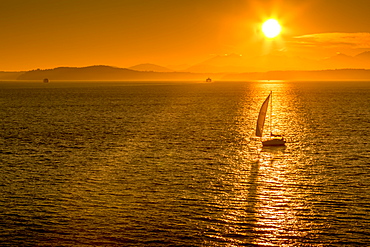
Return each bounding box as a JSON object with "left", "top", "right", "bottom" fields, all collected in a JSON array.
[{"left": 262, "top": 19, "right": 281, "bottom": 38}]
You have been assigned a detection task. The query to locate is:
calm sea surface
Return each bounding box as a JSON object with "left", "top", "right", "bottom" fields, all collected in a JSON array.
[{"left": 1, "top": 80, "right": 369, "bottom": 246}]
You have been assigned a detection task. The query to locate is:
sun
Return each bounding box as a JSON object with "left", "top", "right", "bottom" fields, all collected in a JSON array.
[{"left": 262, "top": 19, "right": 281, "bottom": 38}]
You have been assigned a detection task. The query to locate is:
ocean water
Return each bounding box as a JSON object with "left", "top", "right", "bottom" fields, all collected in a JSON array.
[{"left": 1, "top": 80, "right": 369, "bottom": 246}]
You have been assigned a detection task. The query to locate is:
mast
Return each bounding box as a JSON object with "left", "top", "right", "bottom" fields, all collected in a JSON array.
[{"left": 270, "top": 91, "right": 272, "bottom": 136}]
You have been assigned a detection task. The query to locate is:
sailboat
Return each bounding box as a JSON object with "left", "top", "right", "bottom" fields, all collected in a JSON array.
[{"left": 256, "top": 91, "right": 286, "bottom": 146}]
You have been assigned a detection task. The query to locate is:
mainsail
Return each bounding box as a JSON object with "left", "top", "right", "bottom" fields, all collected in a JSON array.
[{"left": 255, "top": 93, "right": 270, "bottom": 137}]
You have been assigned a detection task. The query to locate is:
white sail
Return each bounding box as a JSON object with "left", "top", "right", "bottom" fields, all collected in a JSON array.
[{"left": 255, "top": 93, "right": 270, "bottom": 137}]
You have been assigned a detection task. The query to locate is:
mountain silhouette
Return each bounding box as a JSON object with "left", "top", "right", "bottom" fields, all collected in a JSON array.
[
  {"left": 16, "top": 65, "right": 213, "bottom": 81},
  {"left": 321, "top": 53, "right": 360, "bottom": 69},
  {"left": 0, "top": 71, "right": 24, "bottom": 80},
  {"left": 17, "top": 66, "right": 141, "bottom": 81},
  {"left": 129, "top": 63, "right": 174, "bottom": 72},
  {"left": 185, "top": 54, "right": 250, "bottom": 73},
  {"left": 10, "top": 54, "right": 370, "bottom": 82},
  {"left": 185, "top": 51, "right": 370, "bottom": 73},
  {"left": 223, "top": 69, "right": 370, "bottom": 81},
  {"left": 355, "top": 51, "right": 370, "bottom": 61}
]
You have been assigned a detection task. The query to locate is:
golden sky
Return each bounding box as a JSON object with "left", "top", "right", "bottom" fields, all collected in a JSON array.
[{"left": 0, "top": 0, "right": 369, "bottom": 71}]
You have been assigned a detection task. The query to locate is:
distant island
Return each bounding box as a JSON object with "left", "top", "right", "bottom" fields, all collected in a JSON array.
[
  {"left": 1, "top": 65, "right": 370, "bottom": 81},
  {"left": 14, "top": 65, "right": 215, "bottom": 81}
]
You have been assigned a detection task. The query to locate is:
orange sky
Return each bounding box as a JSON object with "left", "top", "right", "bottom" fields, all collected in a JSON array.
[{"left": 0, "top": 0, "right": 369, "bottom": 71}]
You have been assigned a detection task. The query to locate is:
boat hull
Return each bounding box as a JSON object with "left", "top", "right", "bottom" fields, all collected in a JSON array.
[{"left": 262, "top": 138, "right": 286, "bottom": 146}]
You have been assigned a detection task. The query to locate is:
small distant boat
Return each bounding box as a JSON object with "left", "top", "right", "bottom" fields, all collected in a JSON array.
[
  {"left": 256, "top": 91, "right": 286, "bottom": 146},
  {"left": 43, "top": 78, "right": 49, "bottom": 83},
  {"left": 206, "top": 78, "right": 212, "bottom": 82}
]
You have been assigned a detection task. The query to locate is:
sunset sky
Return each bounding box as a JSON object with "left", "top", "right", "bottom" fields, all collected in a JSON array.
[{"left": 1, "top": 0, "right": 369, "bottom": 71}]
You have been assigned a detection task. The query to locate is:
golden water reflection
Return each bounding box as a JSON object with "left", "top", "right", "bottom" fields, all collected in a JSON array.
[
  {"left": 209, "top": 81, "right": 369, "bottom": 245},
  {"left": 252, "top": 149, "right": 315, "bottom": 245},
  {"left": 214, "top": 81, "right": 321, "bottom": 245}
]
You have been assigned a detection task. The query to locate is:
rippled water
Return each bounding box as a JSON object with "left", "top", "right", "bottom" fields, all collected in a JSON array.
[{"left": 1, "top": 80, "right": 369, "bottom": 246}]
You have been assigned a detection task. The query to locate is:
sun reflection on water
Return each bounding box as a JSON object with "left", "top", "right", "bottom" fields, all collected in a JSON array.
[{"left": 215, "top": 81, "right": 323, "bottom": 246}]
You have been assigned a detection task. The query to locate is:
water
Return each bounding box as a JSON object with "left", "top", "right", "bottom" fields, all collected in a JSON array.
[{"left": 1, "top": 80, "right": 369, "bottom": 246}]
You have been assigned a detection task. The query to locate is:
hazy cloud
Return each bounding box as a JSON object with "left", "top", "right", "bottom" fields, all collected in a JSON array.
[{"left": 293, "top": 32, "right": 370, "bottom": 49}]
